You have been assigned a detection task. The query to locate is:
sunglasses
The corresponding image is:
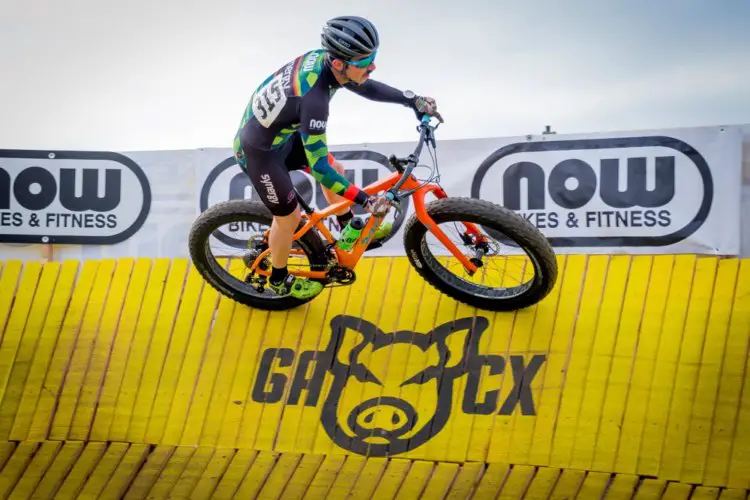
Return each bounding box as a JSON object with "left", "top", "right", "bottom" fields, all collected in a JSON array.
[{"left": 345, "top": 51, "right": 377, "bottom": 68}]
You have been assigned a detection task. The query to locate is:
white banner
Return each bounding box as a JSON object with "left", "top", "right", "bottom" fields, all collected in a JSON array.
[
  {"left": 194, "top": 125, "right": 743, "bottom": 257},
  {"left": 0, "top": 124, "right": 745, "bottom": 261},
  {"left": 0, "top": 149, "right": 150, "bottom": 245}
]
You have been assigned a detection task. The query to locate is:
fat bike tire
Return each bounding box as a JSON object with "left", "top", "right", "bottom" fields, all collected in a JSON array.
[
  {"left": 188, "top": 199, "right": 330, "bottom": 311},
  {"left": 403, "top": 197, "right": 558, "bottom": 311}
]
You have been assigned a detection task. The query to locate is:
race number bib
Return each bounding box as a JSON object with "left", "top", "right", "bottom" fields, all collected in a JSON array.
[{"left": 252, "top": 73, "right": 287, "bottom": 128}]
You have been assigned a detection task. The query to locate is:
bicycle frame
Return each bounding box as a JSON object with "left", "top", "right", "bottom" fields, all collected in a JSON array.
[{"left": 247, "top": 116, "right": 485, "bottom": 280}]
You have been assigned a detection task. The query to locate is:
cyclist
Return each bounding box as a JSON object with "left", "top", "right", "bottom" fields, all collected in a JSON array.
[{"left": 233, "top": 15, "right": 442, "bottom": 299}]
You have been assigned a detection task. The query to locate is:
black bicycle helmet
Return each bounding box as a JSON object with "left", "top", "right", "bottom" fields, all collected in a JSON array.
[{"left": 321, "top": 16, "right": 379, "bottom": 61}]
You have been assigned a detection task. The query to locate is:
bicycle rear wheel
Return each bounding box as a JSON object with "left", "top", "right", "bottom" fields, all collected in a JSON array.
[
  {"left": 403, "top": 197, "right": 558, "bottom": 311},
  {"left": 188, "top": 199, "right": 330, "bottom": 311}
]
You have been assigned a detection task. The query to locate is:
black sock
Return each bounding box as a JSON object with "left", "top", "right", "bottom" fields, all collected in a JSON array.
[
  {"left": 336, "top": 210, "right": 354, "bottom": 230},
  {"left": 270, "top": 265, "right": 288, "bottom": 285}
]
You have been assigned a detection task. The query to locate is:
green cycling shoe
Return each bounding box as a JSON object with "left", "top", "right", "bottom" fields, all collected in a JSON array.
[
  {"left": 372, "top": 221, "right": 392, "bottom": 241},
  {"left": 268, "top": 273, "right": 323, "bottom": 299},
  {"left": 363, "top": 221, "right": 393, "bottom": 251}
]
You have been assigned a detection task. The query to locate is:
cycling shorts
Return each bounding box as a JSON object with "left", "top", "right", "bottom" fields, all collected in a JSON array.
[{"left": 236, "top": 132, "right": 335, "bottom": 217}]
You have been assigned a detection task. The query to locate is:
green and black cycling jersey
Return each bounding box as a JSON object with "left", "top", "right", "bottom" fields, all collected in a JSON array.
[{"left": 234, "top": 49, "right": 416, "bottom": 206}]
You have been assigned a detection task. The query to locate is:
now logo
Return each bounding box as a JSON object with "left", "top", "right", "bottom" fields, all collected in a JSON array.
[
  {"left": 309, "top": 119, "right": 326, "bottom": 130},
  {"left": 0, "top": 149, "right": 151, "bottom": 245}
]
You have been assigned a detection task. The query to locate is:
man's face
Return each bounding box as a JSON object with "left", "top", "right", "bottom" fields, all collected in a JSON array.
[
  {"left": 345, "top": 60, "right": 375, "bottom": 84},
  {"left": 334, "top": 52, "right": 377, "bottom": 84}
]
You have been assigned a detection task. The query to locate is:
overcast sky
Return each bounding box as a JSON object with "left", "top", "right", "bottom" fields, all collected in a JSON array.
[{"left": 2, "top": 0, "right": 749, "bottom": 152}]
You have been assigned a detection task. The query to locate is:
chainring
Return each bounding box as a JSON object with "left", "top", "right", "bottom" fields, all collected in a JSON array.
[{"left": 325, "top": 265, "right": 356, "bottom": 286}]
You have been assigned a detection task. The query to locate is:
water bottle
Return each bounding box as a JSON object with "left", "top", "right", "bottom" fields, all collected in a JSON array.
[{"left": 337, "top": 217, "right": 365, "bottom": 251}]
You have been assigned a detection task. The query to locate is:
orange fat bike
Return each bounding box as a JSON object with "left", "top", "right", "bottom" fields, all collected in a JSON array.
[{"left": 189, "top": 115, "right": 558, "bottom": 312}]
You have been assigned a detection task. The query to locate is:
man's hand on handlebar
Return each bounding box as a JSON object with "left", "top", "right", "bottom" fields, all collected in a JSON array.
[
  {"left": 363, "top": 192, "right": 395, "bottom": 217},
  {"left": 413, "top": 95, "right": 444, "bottom": 123}
]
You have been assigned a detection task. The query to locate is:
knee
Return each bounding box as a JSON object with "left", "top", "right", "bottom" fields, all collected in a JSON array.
[
  {"left": 330, "top": 157, "right": 345, "bottom": 175},
  {"left": 274, "top": 205, "right": 301, "bottom": 229}
]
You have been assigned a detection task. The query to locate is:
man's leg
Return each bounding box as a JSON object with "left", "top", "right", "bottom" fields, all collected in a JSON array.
[
  {"left": 240, "top": 145, "right": 323, "bottom": 299},
  {"left": 268, "top": 206, "right": 301, "bottom": 270}
]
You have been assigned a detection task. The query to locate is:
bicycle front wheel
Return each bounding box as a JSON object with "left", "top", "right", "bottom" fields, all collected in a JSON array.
[{"left": 402, "top": 197, "right": 558, "bottom": 311}]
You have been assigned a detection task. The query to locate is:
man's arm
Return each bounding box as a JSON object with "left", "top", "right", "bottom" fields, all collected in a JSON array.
[
  {"left": 298, "top": 98, "right": 369, "bottom": 206},
  {"left": 344, "top": 79, "right": 415, "bottom": 107}
]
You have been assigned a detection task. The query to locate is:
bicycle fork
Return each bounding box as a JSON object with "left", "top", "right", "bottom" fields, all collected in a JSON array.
[{"left": 412, "top": 185, "right": 485, "bottom": 276}]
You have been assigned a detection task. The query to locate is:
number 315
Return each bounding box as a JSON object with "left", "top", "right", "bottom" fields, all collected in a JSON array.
[{"left": 252, "top": 77, "right": 286, "bottom": 126}]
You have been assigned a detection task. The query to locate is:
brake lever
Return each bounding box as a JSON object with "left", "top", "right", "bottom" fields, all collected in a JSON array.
[{"left": 388, "top": 154, "right": 405, "bottom": 172}]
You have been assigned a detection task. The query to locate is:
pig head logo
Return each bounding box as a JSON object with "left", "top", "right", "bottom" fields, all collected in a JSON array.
[{"left": 318, "top": 314, "right": 489, "bottom": 457}]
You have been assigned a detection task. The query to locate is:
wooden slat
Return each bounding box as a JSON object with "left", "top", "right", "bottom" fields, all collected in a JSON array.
[
  {"left": 638, "top": 255, "right": 698, "bottom": 477},
  {"left": 49, "top": 260, "right": 116, "bottom": 441},
  {"left": 593, "top": 255, "right": 652, "bottom": 471},
  {"left": 549, "top": 255, "right": 610, "bottom": 468},
  {"left": 69, "top": 259, "right": 134, "bottom": 441},
  {"left": 28, "top": 261, "right": 99, "bottom": 441},
  {"left": 0, "top": 262, "right": 62, "bottom": 441},
  {"left": 126, "top": 258, "right": 189, "bottom": 444},
  {"left": 660, "top": 257, "right": 719, "bottom": 481},
  {"left": 0, "top": 262, "right": 43, "bottom": 406},
  {"left": 108, "top": 258, "right": 170, "bottom": 443},
  {"left": 88, "top": 258, "right": 151, "bottom": 441},
  {"left": 0, "top": 261, "right": 23, "bottom": 342}
]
